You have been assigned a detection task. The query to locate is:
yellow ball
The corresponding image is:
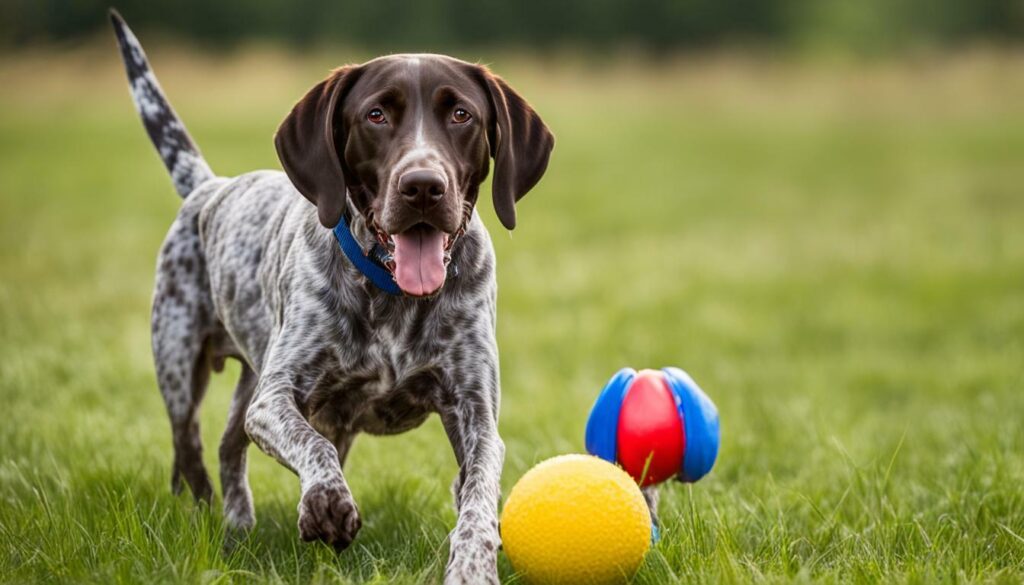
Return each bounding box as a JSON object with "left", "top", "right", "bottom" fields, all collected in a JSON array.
[{"left": 500, "top": 454, "right": 651, "bottom": 585}]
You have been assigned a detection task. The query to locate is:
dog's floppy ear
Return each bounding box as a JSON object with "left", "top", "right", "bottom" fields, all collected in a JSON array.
[
  {"left": 479, "top": 70, "right": 554, "bottom": 230},
  {"left": 275, "top": 66, "right": 362, "bottom": 229}
]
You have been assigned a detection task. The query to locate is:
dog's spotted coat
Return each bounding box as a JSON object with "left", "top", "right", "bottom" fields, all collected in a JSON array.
[{"left": 109, "top": 9, "right": 561, "bottom": 582}]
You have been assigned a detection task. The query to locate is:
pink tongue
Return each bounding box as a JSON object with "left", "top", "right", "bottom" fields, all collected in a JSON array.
[{"left": 392, "top": 227, "right": 447, "bottom": 296}]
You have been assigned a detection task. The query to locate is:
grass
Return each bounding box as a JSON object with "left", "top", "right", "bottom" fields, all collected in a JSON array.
[{"left": 1, "top": 43, "right": 1023, "bottom": 583}]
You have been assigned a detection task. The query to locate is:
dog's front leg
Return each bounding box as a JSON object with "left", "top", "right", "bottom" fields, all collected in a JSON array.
[
  {"left": 438, "top": 367, "right": 504, "bottom": 585},
  {"left": 245, "top": 369, "right": 361, "bottom": 551}
]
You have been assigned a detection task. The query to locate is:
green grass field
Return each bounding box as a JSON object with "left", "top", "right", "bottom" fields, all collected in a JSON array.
[{"left": 1, "top": 45, "right": 1023, "bottom": 583}]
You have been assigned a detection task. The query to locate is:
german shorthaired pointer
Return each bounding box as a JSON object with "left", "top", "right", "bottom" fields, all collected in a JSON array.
[{"left": 111, "top": 10, "right": 553, "bottom": 583}]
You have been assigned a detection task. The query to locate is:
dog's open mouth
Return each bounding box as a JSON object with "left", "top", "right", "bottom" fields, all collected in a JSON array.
[{"left": 375, "top": 223, "right": 452, "bottom": 297}]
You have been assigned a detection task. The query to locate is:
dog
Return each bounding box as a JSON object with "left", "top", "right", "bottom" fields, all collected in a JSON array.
[{"left": 110, "top": 10, "right": 553, "bottom": 583}]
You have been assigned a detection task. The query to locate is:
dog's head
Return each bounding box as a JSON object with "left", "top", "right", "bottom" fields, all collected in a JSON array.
[{"left": 275, "top": 54, "right": 554, "bottom": 297}]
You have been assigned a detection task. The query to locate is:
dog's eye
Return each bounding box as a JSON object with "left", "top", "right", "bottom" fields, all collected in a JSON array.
[
  {"left": 451, "top": 108, "right": 472, "bottom": 124},
  {"left": 367, "top": 108, "right": 387, "bottom": 124}
]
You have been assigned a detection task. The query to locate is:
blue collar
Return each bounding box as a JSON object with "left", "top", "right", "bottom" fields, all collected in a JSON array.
[{"left": 333, "top": 214, "right": 403, "bottom": 296}]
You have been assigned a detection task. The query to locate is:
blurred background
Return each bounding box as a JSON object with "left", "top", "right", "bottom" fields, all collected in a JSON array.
[
  {"left": 1, "top": 1, "right": 1023, "bottom": 583},
  {"left": 2, "top": 0, "right": 1023, "bottom": 53}
]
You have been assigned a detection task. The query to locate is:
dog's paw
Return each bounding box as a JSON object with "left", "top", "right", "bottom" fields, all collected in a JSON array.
[
  {"left": 297, "top": 480, "right": 361, "bottom": 551},
  {"left": 445, "top": 526, "right": 500, "bottom": 585},
  {"left": 444, "top": 556, "right": 500, "bottom": 585}
]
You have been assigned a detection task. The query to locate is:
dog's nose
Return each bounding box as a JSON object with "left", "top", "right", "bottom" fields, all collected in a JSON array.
[{"left": 399, "top": 170, "right": 446, "bottom": 209}]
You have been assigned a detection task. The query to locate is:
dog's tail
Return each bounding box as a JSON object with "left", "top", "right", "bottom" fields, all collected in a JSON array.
[{"left": 109, "top": 9, "right": 214, "bottom": 198}]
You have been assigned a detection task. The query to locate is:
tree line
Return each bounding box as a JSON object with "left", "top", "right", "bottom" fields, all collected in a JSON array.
[{"left": 2, "top": 0, "right": 1020, "bottom": 52}]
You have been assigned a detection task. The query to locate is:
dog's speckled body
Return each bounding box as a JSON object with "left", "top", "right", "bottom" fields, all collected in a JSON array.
[{"left": 111, "top": 10, "right": 552, "bottom": 583}]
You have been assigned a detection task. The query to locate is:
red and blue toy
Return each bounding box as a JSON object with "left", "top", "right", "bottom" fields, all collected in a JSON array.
[{"left": 585, "top": 367, "right": 720, "bottom": 486}]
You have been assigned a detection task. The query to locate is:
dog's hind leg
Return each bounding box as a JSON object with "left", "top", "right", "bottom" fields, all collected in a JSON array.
[
  {"left": 152, "top": 211, "right": 217, "bottom": 503},
  {"left": 219, "top": 362, "right": 257, "bottom": 529}
]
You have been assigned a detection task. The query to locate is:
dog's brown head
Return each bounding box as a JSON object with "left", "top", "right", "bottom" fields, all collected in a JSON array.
[{"left": 275, "top": 54, "right": 554, "bottom": 297}]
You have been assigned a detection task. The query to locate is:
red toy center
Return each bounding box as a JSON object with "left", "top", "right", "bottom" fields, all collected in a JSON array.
[{"left": 616, "top": 369, "right": 685, "bottom": 486}]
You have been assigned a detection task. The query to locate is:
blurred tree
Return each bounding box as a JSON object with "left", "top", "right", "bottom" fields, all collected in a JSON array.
[{"left": 0, "top": 0, "right": 1020, "bottom": 51}]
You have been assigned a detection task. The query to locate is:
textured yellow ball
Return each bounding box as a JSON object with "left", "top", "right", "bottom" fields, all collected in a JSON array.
[{"left": 500, "top": 454, "right": 651, "bottom": 584}]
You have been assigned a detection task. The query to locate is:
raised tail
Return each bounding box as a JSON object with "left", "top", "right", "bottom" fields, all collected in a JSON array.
[{"left": 109, "top": 9, "right": 214, "bottom": 197}]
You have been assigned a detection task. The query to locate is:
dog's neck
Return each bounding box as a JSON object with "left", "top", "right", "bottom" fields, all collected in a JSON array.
[{"left": 342, "top": 204, "right": 382, "bottom": 252}]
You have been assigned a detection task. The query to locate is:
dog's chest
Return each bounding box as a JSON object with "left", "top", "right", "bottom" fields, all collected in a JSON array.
[{"left": 307, "top": 322, "right": 444, "bottom": 437}]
